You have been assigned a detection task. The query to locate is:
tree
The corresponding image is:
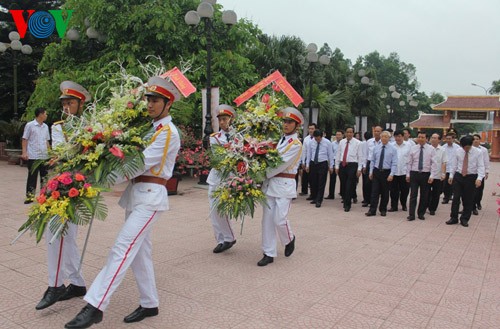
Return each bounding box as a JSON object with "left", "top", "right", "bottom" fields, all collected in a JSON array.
[{"left": 489, "top": 79, "right": 500, "bottom": 94}]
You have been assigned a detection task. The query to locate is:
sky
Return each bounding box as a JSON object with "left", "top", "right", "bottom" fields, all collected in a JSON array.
[{"left": 219, "top": 0, "right": 500, "bottom": 96}]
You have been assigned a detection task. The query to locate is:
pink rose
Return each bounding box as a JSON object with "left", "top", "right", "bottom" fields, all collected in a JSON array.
[
  {"left": 68, "top": 188, "right": 79, "bottom": 198},
  {"left": 261, "top": 93, "right": 270, "bottom": 104},
  {"left": 47, "top": 179, "right": 59, "bottom": 191},
  {"left": 127, "top": 101, "right": 134, "bottom": 109},
  {"left": 112, "top": 130, "right": 123, "bottom": 137},
  {"left": 84, "top": 183, "right": 91, "bottom": 189},
  {"left": 58, "top": 173, "right": 73, "bottom": 185},
  {"left": 109, "top": 146, "right": 125, "bottom": 159}
]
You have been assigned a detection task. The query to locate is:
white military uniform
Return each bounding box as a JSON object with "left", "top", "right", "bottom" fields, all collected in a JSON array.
[
  {"left": 85, "top": 115, "right": 180, "bottom": 311},
  {"left": 207, "top": 130, "right": 235, "bottom": 244},
  {"left": 261, "top": 132, "right": 302, "bottom": 257}
]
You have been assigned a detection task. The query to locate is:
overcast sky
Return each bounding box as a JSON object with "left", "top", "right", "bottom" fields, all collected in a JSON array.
[{"left": 219, "top": 0, "right": 500, "bottom": 96}]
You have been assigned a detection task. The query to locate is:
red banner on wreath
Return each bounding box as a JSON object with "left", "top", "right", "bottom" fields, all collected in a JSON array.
[
  {"left": 160, "top": 67, "right": 196, "bottom": 98},
  {"left": 233, "top": 70, "right": 303, "bottom": 107}
]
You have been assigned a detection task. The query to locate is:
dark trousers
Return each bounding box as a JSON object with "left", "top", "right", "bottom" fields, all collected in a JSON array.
[
  {"left": 26, "top": 159, "right": 48, "bottom": 197},
  {"left": 427, "top": 178, "right": 443, "bottom": 212},
  {"left": 362, "top": 161, "right": 371, "bottom": 204},
  {"left": 328, "top": 170, "right": 337, "bottom": 197},
  {"left": 369, "top": 168, "right": 390, "bottom": 213},
  {"left": 442, "top": 172, "right": 453, "bottom": 201},
  {"left": 339, "top": 162, "right": 358, "bottom": 208},
  {"left": 390, "top": 175, "right": 409, "bottom": 210},
  {"left": 450, "top": 173, "right": 477, "bottom": 224},
  {"left": 473, "top": 178, "right": 485, "bottom": 210},
  {"left": 409, "top": 171, "right": 431, "bottom": 218},
  {"left": 301, "top": 168, "right": 309, "bottom": 194},
  {"left": 309, "top": 161, "right": 328, "bottom": 203}
]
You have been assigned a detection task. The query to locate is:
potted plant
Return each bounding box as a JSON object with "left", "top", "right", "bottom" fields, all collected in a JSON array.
[
  {"left": 176, "top": 125, "right": 210, "bottom": 181},
  {"left": 0, "top": 119, "right": 25, "bottom": 164}
]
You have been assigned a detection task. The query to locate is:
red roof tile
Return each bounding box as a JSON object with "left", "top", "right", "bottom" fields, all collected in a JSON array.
[
  {"left": 410, "top": 114, "right": 448, "bottom": 129},
  {"left": 433, "top": 96, "right": 500, "bottom": 111}
]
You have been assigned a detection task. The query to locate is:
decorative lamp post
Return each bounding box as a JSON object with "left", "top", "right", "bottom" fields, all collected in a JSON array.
[
  {"left": 185, "top": 0, "right": 237, "bottom": 148},
  {"left": 389, "top": 85, "right": 400, "bottom": 129},
  {"left": 0, "top": 31, "right": 32, "bottom": 120},
  {"left": 348, "top": 69, "right": 371, "bottom": 134},
  {"left": 408, "top": 98, "right": 418, "bottom": 127},
  {"left": 305, "top": 43, "right": 330, "bottom": 125}
]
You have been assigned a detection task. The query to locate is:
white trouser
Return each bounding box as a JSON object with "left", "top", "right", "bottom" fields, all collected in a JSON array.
[
  {"left": 261, "top": 196, "right": 294, "bottom": 257},
  {"left": 46, "top": 222, "right": 85, "bottom": 287},
  {"left": 208, "top": 185, "right": 235, "bottom": 243},
  {"left": 85, "top": 207, "right": 161, "bottom": 311}
]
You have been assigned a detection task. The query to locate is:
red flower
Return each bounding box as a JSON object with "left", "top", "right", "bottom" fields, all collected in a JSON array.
[
  {"left": 262, "top": 93, "right": 270, "bottom": 104},
  {"left": 40, "top": 187, "right": 47, "bottom": 195},
  {"left": 109, "top": 146, "right": 125, "bottom": 159},
  {"left": 74, "top": 173, "right": 85, "bottom": 182},
  {"left": 127, "top": 101, "right": 134, "bottom": 109},
  {"left": 51, "top": 190, "right": 60, "bottom": 200},
  {"left": 37, "top": 194, "right": 47, "bottom": 204},
  {"left": 84, "top": 183, "right": 91, "bottom": 189},
  {"left": 272, "top": 83, "right": 281, "bottom": 92},
  {"left": 92, "top": 132, "right": 104, "bottom": 141},
  {"left": 58, "top": 173, "right": 73, "bottom": 185},
  {"left": 112, "top": 130, "right": 123, "bottom": 137},
  {"left": 86, "top": 126, "right": 93, "bottom": 132},
  {"left": 46, "top": 179, "right": 59, "bottom": 191},
  {"left": 237, "top": 161, "right": 247, "bottom": 174},
  {"left": 68, "top": 188, "right": 79, "bottom": 198}
]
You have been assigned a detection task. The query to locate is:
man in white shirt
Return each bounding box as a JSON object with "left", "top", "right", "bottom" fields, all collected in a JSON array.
[
  {"left": 326, "top": 130, "right": 343, "bottom": 199},
  {"left": 389, "top": 130, "right": 411, "bottom": 212},
  {"left": 335, "top": 127, "right": 364, "bottom": 212},
  {"left": 446, "top": 135, "right": 485, "bottom": 227},
  {"left": 21, "top": 107, "right": 50, "bottom": 204},
  {"left": 306, "top": 129, "right": 333, "bottom": 207},
  {"left": 300, "top": 123, "right": 316, "bottom": 197},
  {"left": 427, "top": 133, "right": 447, "bottom": 215},
  {"left": 402, "top": 128, "right": 416, "bottom": 147},
  {"left": 472, "top": 134, "right": 490, "bottom": 215},
  {"left": 441, "top": 132, "right": 460, "bottom": 204},
  {"left": 362, "top": 126, "right": 382, "bottom": 207}
]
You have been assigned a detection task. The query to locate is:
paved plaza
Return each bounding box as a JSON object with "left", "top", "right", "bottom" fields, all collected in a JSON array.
[{"left": 1, "top": 160, "right": 499, "bottom": 328}]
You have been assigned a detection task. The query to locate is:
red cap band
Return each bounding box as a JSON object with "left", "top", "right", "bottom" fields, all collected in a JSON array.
[
  {"left": 147, "top": 85, "right": 175, "bottom": 101},
  {"left": 63, "top": 88, "right": 86, "bottom": 101}
]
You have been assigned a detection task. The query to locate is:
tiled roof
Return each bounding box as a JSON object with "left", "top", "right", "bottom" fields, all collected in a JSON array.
[
  {"left": 433, "top": 96, "right": 500, "bottom": 111},
  {"left": 410, "top": 113, "right": 448, "bottom": 129}
]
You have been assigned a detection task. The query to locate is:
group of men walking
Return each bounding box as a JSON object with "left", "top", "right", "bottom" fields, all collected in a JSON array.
[{"left": 299, "top": 125, "right": 489, "bottom": 227}]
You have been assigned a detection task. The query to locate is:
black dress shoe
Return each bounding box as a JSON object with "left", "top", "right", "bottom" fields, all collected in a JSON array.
[
  {"left": 284, "top": 236, "right": 295, "bottom": 257},
  {"left": 299, "top": 192, "right": 307, "bottom": 196},
  {"left": 325, "top": 195, "right": 335, "bottom": 200},
  {"left": 380, "top": 212, "right": 386, "bottom": 217},
  {"left": 388, "top": 208, "right": 397, "bottom": 212},
  {"left": 213, "top": 243, "right": 224, "bottom": 253},
  {"left": 353, "top": 198, "right": 358, "bottom": 204},
  {"left": 65, "top": 303, "right": 103, "bottom": 329},
  {"left": 418, "top": 215, "right": 425, "bottom": 220},
  {"left": 315, "top": 202, "right": 321, "bottom": 208},
  {"left": 124, "top": 306, "right": 159, "bottom": 323},
  {"left": 446, "top": 219, "right": 458, "bottom": 225},
  {"left": 310, "top": 200, "right": 316, "bottom": 204},
  {"left": 402, "top": 206, "right": 407, "bottom": 211},
  {"left": 219, "top": 240, "right": 236, "bottom": 253},
  {"left": 472, "top": 209, "right": 479, "bottom": 216},
  {"left": 344, "top": 207, "right": 350, "bottom": 212},
  {"left": 441, "top": 199, "right": 449, "bottom": 204},
  {"left": 477, "top": 205, "right": 482, "bottom": 210},
  {"left": 24, "top": 199, "right": 33, "bottom": 204},
  {"left": 429, "top": 211, "right": 435, "bottom": 216},
  {"left": 59, "top": 284, "right": 87, "bottom": 301},
  {"left": 365, "top": 212, "right": 376, "bottom": 217},
  {"left": 306, "top": 197, "right": 314, "bottom": 201},
  {"left": 257, "top": 254, "right": 274, "bottom": 266},
  {"left": 460, "top": 221, "right": 469, "bottom": 227},
  {"left": 407, "top": 216, "right": 415, "bottom": 221},
  {"left": 361, "top": 203, "right": 369, "bottom": 207},
  {"left": 36, "top": 285, "right": 66, "bottom": 310}
]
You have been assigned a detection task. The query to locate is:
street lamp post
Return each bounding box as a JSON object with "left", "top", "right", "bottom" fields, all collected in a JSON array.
[
  {"left": 185, "top": 1, "right": 237, "bottom": 149},
  {"left": 347, "top": 69, "right": 371, "bottom": 135},
  {"left": 408, "top": 98, "right": 418, "bottom": 127},
  {"left": 0, "top": 32, "right": 33, "bottom": 120},
  {"left": 305, "top": 43, "right": 330, "bottom": 125},
  {"left": 471, "top": 82, "right": 491, "bottom": 95}
]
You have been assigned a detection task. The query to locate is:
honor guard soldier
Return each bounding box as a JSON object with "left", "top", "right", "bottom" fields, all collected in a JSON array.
[
  {"left": 258, "top": 107, "right": 303, "bottom": 266},
  {"left": 65, "top": 76, "right": 184, "bottom": 328},
  {"left": 35, "top": 81, "right": 91, "bottom": 311},
  {"left": 208, "top": 105, "right": 237, "bottom": 253}
]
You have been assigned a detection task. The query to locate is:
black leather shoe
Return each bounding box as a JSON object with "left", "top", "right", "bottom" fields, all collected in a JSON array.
[
  {"left": 217, "top": 240, "right": 236, "bottom": 253},
  {"left": 315, "top": 202, "right": 321, "bottom": 208},
  {"left": 310, "top": 200, "right": 316, "bottom": 204},
  {"left": 257, "top": 254, "right": 274, "bottom": 266},
  {"left": 65, "top": 303, "right": 103, "bottom": 329},
  {"left": 325, "top": 195, "right": 335, "bottom": 200},
  {"left": 361, "top": 203, "right": 369, "bottom": 207},
  {"left": 441, "top": 199, "right": 449, "bottom": 204},
  {"left": 59, "top": 284, "right": 87, "bottom": 301},
  {"left": 285, "top": 236, "right": 295, "bottom": 257},
  {"left": 299, "top": 192, "right": 307, "bottom": 196},
  {"left": 306, "top": 197, "right": 314, "bottom": 201},
  {"left": 407, "top": 216, "right": 415, "bottom": 221},
  {"left": 446, "top": 219, "right": 458, "bottom": 225},
  {"left": 380, "top": 212, "right": 386, "bottom": 217},
  {"left": 124, "top": 306, "right": 159, "bottom": 323},
  {"left": 460, "top": 221, "right": 469, "bottom": 227},
  {"left": 353, "top": 198, "right": 358, "bottom": 204},
  {"left": 418, "top": 215, "right": 425, "bottom": 220},
  {"left": 477, "top": 204, "right": 482, "bottom": 210},
  {"left": 36, "top": 285, "right": 66, "bottom": 310},
  {"left": 344, "top": 207, "right": 350, "bottom": 212},
  {"left": 429, "top": 211, "right": 435, "bottom": 216},
  {"left": 213, "top": 243, "right": 224, "bottom": 253},
  {"left": 402, "top": 206, "right": 408, "bottom": 211},
  {"left": 388, "top": 208, "right": 397, "bottom": 212},
  {"left": 365, "top": 212, "right": 376, "bottom": 217},
  {"left": 472, "top": 209, "right": 479, "bottom": 216},
  {"left": 24, "top": 199, "right": 33, "bottom": 204}
]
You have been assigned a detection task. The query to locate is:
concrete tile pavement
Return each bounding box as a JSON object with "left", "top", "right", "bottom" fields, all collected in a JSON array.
[{"left": 0, "top": 160, "right": 499, "bottom": 329}]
